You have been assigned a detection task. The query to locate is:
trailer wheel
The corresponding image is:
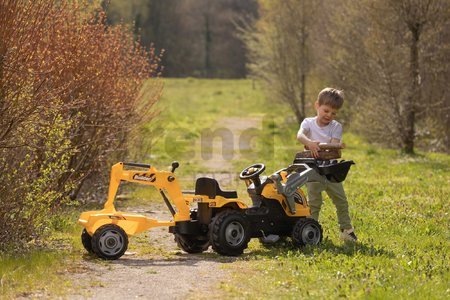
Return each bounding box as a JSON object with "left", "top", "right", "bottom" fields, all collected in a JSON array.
[
  {"left": 210, "top": 210, "right": 250, "bottom": 256},
  {"left": 292, "top": 218, "right": 322, "bottom": 247},
  {"left": 174, "top": 234, "right": 209, "bottom": 254},
  {"left": 81, "top": 229, "right": 93, "bottom": 253},
  {"left": 91, "top": 224, "right": 128, "bottom": 260}
]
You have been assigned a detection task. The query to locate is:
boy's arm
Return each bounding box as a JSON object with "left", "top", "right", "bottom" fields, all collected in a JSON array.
[
  {"left": 330, "top": 123, "right": 345, "bottom": 147},
  {"left": 297, "top": 127, "right": 321, "bottom": 158}
]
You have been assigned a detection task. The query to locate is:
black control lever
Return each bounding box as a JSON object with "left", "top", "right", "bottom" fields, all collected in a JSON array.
[{"left": 171, "top": 161, "right": 180, "bottom": 173}]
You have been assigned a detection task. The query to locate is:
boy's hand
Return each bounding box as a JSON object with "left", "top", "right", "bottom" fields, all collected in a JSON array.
[{"left": 306, "top": 141, "right": 321, "bottom": 158}]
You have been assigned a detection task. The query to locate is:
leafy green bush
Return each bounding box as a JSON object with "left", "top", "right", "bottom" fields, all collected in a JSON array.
[{"left": 0, "top": 0, "right": 161, "bottom": 249}]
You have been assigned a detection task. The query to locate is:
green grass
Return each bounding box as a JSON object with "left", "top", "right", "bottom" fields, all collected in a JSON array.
[
  {"left": 0, "top": 251, "right": 68, "bottom": 298},
  {"left": 141, "top": 78, "right": 450, "bottom": 299},
  {"left": 220, "top": 135, "right": 449, "bottom": 299},
  {"left": 0, "top": 210, "right": 82, "bottom": 299},
  {"left": 143, "top": 78, "right": 268, "bottom": 164}
]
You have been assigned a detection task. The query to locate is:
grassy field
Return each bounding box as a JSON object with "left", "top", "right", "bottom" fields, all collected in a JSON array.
[
  {"left": 0, "top": 211, "right": 82, "bottom": 298},
  {"left": 1, "top": 78, "right": 448, "bottom": 298},
  {"left": 222, "top": 140, "right": 449, "bottom": 299},
  {"left": 144, "top": 78, "right": 450, "bottom": 299}
]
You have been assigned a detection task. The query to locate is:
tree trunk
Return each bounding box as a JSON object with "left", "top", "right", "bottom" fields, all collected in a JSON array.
[
  {"left": 293, "top": 103, "right": 304, "bottom": 124},
  {"left": 299, "top": 1, "right": 307, "bottom": 121},
  {"left": 300, "top": 73, "right": 306, "bottom": 117},
  {"left": 204, "top": 13, "right": 212, "bottom": 78},
  {"left": 403, "top": 27, "right": 420, "bottom": 154}
]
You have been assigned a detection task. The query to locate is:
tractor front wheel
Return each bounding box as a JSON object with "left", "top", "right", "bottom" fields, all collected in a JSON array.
[
  {"left": 174, "top": 234, "right": 210, "bottom": 254},
  {"left": 91, "top": 224, "right": 128, "bottom": 260},
  {"left": 291, "top": 218, "right": 323, "bottom": 247},
  {"left": 210, "top": 210, "right": 250, "bottom": 256}
]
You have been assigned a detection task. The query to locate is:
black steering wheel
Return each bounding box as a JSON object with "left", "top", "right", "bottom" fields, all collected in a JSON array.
[{"left": 239, "top": 163, "right": 266, "bottom": 180}]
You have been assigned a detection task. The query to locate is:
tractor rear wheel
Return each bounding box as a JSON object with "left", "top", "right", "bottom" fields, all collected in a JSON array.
[
  {"left": 291, "top": 218, "right": 323, "bottom": 247},
  {"left": 174, "top": 234, "right": 209, "bottom": 254},
  {"left": 81, "top": 229, "right": 93, "bottom": 253},
  {"left": 210, "top": 210, "right": 250, "bottom": 256},
  {"left": 91, "top": 224, "right": 128, "bottom": 260}
]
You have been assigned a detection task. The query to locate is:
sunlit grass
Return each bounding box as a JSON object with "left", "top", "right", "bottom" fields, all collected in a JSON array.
[
  {"left": 0, "top": 251, "right": 71, "bottom": 299},
  {"left": 141, "top": 78, "right": 450, "bottom": 299},
  {"left": 0, "top": 210, "right": 81, "bottom": 299},
  {"left": 222, "top": 137, "right": 449, "bottom": 298}
]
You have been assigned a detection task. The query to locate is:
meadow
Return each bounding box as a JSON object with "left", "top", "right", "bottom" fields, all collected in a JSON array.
[
  {"left": 139, "top": 78, "right": 450, "bottom": 299},
  {"left": 1, "top": 78, "right": 448, "bottom": 299}
]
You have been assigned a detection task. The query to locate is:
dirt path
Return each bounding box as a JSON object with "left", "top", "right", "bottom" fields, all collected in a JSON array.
[
  {"left": 66, "top": 117, "right": 262, "bottom": 299},
  {"left": 67, "top": 205, "right": 237, "bottom": 300}
]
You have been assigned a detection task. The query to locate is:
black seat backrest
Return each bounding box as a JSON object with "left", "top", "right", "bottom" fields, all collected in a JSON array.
[{"left": 195, "top": 177, "right": 238, "bottom": 199}]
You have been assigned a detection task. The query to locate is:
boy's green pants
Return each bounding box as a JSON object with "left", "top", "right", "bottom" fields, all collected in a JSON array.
[{"left": 306, "top": 170, "right": 352, "bottom": 230}]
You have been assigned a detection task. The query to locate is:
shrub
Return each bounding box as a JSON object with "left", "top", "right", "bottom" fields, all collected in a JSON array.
[{"left": 0, "top": 0, "right": 161, "bottom": 249}]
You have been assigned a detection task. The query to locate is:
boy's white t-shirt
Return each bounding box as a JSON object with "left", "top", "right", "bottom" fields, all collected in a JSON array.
[{"left": 298, "top": 117, "right": 343, "bottom": 143}]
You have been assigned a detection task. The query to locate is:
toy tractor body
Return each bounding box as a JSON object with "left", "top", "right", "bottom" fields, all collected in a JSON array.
[{"left": 79, "top": 161, "right": 324, "bottom": 259}]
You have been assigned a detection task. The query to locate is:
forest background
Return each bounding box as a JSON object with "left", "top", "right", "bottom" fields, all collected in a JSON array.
[{"left": 105, "top": 0, "right": 449, "bottom": 152}]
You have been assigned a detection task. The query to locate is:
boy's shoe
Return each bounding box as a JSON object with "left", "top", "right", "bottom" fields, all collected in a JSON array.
[
  {"left": 340, "top": 228, "right": 358, "bottom": 242},
  {"left": 260, "top": 234, "right": 280, "bottom": 244}
]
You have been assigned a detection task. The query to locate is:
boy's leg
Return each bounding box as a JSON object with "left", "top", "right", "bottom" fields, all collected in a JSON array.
[
  {"left": 306, "top": 182, "right": 325, "bottom": 221},
  {"left": 325, "top": 182, "right": 352, "bottom": 230}
]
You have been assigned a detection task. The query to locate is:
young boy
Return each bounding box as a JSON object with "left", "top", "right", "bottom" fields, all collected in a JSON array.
[{"left": 296, "top": 87, "right": 357, "bottom": 242}]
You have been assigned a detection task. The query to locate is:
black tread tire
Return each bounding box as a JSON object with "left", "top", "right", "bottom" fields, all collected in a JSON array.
[
  {"left": 81, "top": 229, "right": 93, "bottom": 253},
  {"left": 210, "top": 210, "right": 250, "bottom": 256},
  {"left": 174, "top": 234, "right": 210, "bottom": 254},
  {"left": 292, "top": 218, "right": 323, "bottom": 247},
  {"left": 91, "top": 224, "right": 128, "bottom": 260}
]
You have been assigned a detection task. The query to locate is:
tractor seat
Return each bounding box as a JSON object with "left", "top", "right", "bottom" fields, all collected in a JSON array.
[{"left": 195, "top": 177, "right": 238, "bottom": 199}]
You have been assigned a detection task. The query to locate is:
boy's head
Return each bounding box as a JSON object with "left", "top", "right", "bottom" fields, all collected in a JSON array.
[
  {"left": 316, "top": 87, "right": 344, "bottom": 109},
  {"left": 314, "top": 88, "right": 344, "bottom": 126}
]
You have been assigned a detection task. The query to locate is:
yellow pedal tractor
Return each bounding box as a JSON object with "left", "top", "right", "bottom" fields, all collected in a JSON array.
[{"left": 78, "top": 161, "right": 323, "bottom": 259}]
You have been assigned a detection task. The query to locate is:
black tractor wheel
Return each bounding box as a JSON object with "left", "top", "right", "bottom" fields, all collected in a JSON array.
[
  {"left": 81, "top": 229, "right": 93, "bottom": 253},
  {"left": 91, "top": 224, "right": 128, "bottom": 260},
  {"left": 174, "top": 234, "right": 210, "bottom": 254},
  {"left": 291, "top": 218, "right": 323, "bottom": 247},
  {"left": 210, "top": 210, "right": 250, "bottom": 256}
]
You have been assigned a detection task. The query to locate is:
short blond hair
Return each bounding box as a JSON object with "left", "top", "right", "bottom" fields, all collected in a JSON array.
[{"left": 317, "top": 88, "right": 344, "bottom": 109}]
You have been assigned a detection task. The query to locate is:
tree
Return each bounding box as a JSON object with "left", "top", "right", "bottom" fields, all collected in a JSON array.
[
  {"left": 102, "top": 0, "right": 258, "bottom": 78},
  {"left": 390, "top": 0, "right": 445, "bottom": 153},
  {"left": 241, "top": 0, "right": 321, "bottom": 124},
  {"left": 323, "top": 0, "right": 449, "bottom": 153}
]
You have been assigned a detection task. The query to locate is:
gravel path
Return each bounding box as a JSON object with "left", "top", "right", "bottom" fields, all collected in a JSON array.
[
  {"left": 68, "top": 207, "right": 236, "bottom": 300},
  {"left": 67, "top": 117, "right": 262, "bottom": 299}
]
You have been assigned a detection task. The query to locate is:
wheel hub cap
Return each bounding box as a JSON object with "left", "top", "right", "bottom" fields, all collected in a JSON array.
[
  {"left": 225, "top": 221, "right": 244, "bottom": 246},
  {"left": 99, "top": 230, "right": 123, "bottom": 255},
  {"left": 302, "top": 224, "right": 320, "bottom": 244}
]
